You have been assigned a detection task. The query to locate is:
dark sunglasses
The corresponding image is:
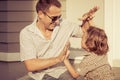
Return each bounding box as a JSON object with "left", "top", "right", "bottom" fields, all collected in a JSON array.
[{"left": 44, "top": 12, "right": 61, "bottom": 23}]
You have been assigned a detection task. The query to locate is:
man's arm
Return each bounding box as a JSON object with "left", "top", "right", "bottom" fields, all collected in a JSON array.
[
  {"left": 24, "top": 45, "right": 68, "bottom": 72},
  {"left": 80, "top": 6, "right": 99, "bottom": 29},
  {"left": 24, "top": 57, "right": 61, "bottom": 72},
  {"left": 71, "top": 6, "right": 99, "bottom": 38}
]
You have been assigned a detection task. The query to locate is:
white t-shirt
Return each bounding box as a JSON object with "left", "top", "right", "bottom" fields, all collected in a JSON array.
[{"left": 20, "top": 19, "right": 82, "bottom": 80}]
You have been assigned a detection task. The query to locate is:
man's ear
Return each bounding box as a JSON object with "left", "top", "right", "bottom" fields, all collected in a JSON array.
[{"left": 38, "top": 11, "right": 44, "bottom": 18}]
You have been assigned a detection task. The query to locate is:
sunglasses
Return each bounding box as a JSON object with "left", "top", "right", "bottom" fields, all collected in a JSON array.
[{"left": 44, "top": 12, "right": 61, "bottom": 23}]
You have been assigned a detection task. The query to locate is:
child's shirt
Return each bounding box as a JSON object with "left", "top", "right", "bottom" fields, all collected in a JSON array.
[{"left": 77, "top": 51, "right": 114, "bottom": 80}]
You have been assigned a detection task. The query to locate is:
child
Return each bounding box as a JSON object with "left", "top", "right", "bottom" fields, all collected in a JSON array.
[{"left": 63, "top": 26, "right": 114, "bottom": 80}]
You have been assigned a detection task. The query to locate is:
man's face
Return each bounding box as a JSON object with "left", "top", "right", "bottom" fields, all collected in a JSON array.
[{"left": 38, "top": 5, "right": 62, "bottom": 31}]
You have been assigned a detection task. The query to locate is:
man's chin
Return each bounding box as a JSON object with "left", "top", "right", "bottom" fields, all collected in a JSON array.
[
  {"left": 49, "top": 26, "right": 56, "bottom": 31},
  {"left": 48, "top": 24, "right": 57, "bottom": 31}
]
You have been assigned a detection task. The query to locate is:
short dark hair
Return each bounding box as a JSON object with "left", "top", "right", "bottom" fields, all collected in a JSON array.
[
  {"left": 36, "top": 0, "right": 61, "bottom": 13},
  {"left": 85, "top": 26, "right": 109, "bottom": 55}
]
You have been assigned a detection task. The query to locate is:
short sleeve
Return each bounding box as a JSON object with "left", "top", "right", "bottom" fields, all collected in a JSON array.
[
  {"left": 20, "top": 30, "right": 36, "bottom": 61},
  {"left": 71, "top": 23, "right": 83, "bottom": 38}
]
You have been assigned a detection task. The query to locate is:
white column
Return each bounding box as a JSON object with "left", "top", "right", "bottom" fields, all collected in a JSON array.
[{"left": 105, "top": 0, "right": 120, "bottom": 67}]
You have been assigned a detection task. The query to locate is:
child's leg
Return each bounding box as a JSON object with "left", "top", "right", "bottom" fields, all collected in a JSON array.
[{"left": 58, "top": 71, "right": 75, "bottom": 80}]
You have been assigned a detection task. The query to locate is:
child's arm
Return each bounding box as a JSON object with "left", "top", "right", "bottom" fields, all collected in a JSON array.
[
  {"left": 64, "top": 51, "right": 80, "bottom": 78},
  {"left": 64, "top": 59, "right": 80, "bottom": 78}
]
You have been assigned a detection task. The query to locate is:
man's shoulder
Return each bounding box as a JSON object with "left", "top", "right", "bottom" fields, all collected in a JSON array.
[{"left": 20, "top": 23, "right": 33, "bottom": 35}]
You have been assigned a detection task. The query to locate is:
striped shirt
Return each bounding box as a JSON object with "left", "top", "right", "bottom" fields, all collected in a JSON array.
[{"left": 73, "top": 51, "right": 114, "bottom": 80}]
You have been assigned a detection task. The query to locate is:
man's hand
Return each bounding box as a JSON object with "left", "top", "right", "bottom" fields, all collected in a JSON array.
[
  {"left": 56, "top": 41, "right": 70, "bottom": 62},
  {"left": 80, "top": 6, "right": 99, "bottom": 21},
  {"left": 80, "top": 6, "right": 99, "bottom": 29}
]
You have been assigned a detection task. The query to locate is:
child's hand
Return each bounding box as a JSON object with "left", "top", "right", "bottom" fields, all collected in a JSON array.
[
  {"left": 64, "top": 50, "right": 70, "bottom": 60},
  {"left": 63, "top": 50, "right": 70, "bottom": 64}
]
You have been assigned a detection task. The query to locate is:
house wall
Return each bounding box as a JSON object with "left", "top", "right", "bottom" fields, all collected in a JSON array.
[{"left": 0, "top": 0, "right": 37, "bottom": 61}]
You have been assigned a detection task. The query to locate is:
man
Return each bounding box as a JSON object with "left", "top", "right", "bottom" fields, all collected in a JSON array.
[{"left": 20, "top": 0, "right": 97, "bottom": 80}]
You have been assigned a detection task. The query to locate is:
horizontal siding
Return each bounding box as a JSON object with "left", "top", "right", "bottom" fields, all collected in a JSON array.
[
  {"left": 0, "top": 22, "right": 31, "bottom": 32},
  {"left": 0, "top": 43, "right": 19, "bottom": 52},
  {"left": 0, "top": 12, "right": 35, "bottom": 21},
  {"left": 0, "top": 1, "right": 65, "bottom": 11},
  {"left": 0, "top": 1, "right": 37, "bottom": 10},
  {"left": 0, "top": 0, "right": 35, "bottom": 52},
  {"left": 0, "top": 33, "right": 19, "bottom": 43}
]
